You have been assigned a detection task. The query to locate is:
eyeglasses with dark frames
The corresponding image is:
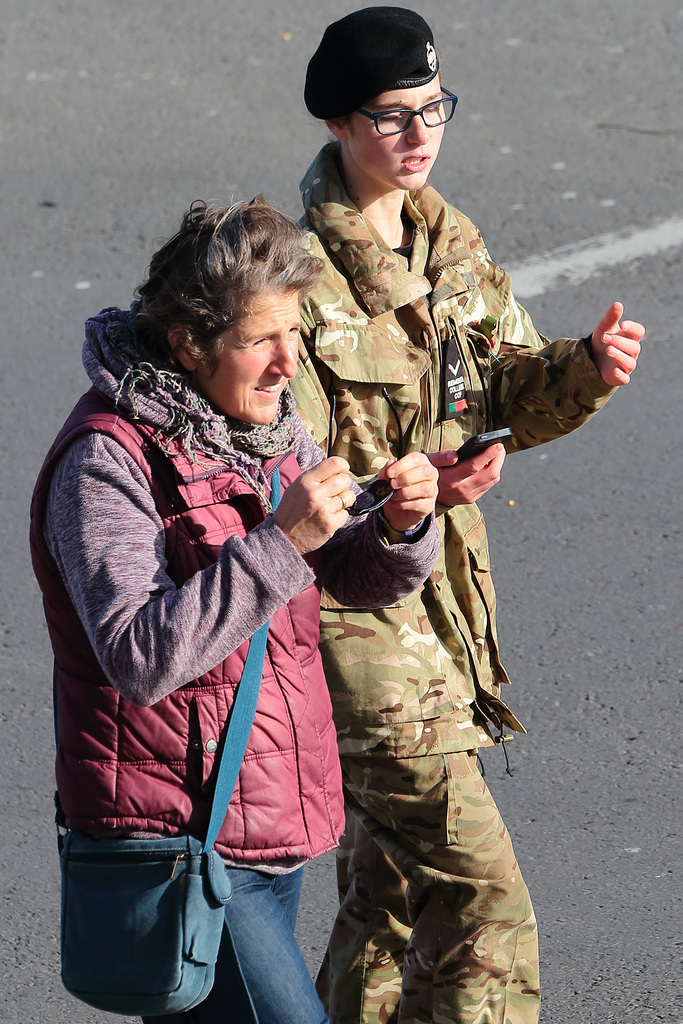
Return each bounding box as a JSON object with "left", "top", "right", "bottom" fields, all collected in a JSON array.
[
  {"left": 356, "top": 88, "right": 458, "bottom": 137},
  {"left": 327, "top": 387, "right": 404, "bottom": 516}
]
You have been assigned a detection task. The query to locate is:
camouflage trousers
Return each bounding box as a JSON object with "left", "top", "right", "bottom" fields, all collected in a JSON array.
[{"left": 316, "top": 751, "right": 540, "bottom": 1024}]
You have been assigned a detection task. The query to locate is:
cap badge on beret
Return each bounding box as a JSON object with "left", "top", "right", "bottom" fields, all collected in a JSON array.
[{"left": 426, "top": 42, "right": 437, "bottom": 73}]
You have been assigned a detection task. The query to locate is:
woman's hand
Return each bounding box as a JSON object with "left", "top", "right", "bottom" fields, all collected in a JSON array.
[
  {"left": 381, "top": 452, "right": 439, "bottom": 533},
  {"left": 428, "top": 445, "right": 506, "bottom": 508},
  {"left": 590, "top": 301, "right": 644, "bottom": 386},
  {"left": 273, "top": 457, "right": 355, "bottom": 554}
]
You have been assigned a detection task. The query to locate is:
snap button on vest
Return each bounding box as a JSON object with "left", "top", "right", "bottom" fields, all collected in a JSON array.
[{"left": 205, "top": 739, "right": 218, "bottom": 753}]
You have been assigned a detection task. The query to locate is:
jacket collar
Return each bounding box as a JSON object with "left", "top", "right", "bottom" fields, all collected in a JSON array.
[
  {"left": 300, "top": 144, "right": 475, "bottom": 318},
  {"left": 299, "top": 144, "right": 434, "bottom": 318}
]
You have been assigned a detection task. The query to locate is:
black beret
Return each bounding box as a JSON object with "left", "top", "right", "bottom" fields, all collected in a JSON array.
[{"left": 304, "top": 7, "right": 439, "bottom": 120}]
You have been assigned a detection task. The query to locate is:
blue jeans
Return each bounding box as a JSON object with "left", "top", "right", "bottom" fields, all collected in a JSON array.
[{"left": 142, "top": 865, "right": 328, "bottom": 1024}]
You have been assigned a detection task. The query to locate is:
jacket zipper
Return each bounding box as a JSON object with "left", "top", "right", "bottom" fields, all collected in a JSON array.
[
  {"left": 428, "top": 253, "right": 467, "bottom": 288},
  {"left": 424, "top": 328, "right": 439, "bottom": 450},
  {"left": 267, "top": 451, "right": 291, "bottom": 477},
  {"left": 185, "top": 466, "right": 230, "bottom": 483}
]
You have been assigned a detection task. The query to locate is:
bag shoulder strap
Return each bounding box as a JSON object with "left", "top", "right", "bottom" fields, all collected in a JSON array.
[{"left": 203, "top": 467, "right": 281, "bottom": 853}]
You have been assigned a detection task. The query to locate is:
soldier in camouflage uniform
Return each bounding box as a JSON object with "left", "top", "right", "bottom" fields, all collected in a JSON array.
[{"left": 292, "top": 8, "right": 644, "bottom": 1024}]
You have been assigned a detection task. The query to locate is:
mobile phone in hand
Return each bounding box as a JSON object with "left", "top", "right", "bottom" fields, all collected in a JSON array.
[{"left": 456, "top": 428, "right": 513, "bottom": 462}]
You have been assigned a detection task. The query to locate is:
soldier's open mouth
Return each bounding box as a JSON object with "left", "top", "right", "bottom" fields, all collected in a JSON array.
[{"left": 402, "top": 156, "right": 430, "bottom": 172}]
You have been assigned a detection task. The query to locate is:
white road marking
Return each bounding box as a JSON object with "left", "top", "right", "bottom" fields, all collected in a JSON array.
[{"left": 506, "top": 215, "right": 683, "bottom": 298}]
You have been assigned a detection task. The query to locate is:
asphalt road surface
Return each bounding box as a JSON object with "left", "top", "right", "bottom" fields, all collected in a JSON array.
[{"left": 1, "top": 2, "right": 681, "bottom": 1022}]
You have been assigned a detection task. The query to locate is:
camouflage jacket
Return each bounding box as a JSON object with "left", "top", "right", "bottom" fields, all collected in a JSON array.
[{"left": 293, "top": 143, "right": 615, "bottom": 758}]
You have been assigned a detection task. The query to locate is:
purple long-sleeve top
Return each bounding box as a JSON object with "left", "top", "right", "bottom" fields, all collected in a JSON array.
[{"left": 43, "top": 415, "right": 439, "bottom": 708}]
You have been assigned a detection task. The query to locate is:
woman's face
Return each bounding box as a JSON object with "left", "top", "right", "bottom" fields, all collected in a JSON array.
[
  {"left": 174, "top": 290, "right": 301, "bottom": 424},
  {"left": 328, "top": 79, "right": 446, "bottom": 206}
]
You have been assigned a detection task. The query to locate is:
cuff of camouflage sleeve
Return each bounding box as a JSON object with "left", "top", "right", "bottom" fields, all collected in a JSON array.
[{"left": 579, "top": 335, "right": 618, "bottom": 398}]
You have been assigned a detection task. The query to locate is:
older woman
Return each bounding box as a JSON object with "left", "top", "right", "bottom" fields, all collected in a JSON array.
[
  {"left": 291, "top": 8, "right": 645, "bottom": 1024},
  {"left": 30, "top": 197, "right": 440, "bottom": 1024}
]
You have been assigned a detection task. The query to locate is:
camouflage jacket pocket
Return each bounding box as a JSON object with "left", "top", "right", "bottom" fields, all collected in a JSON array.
[
  {"left": 314, "top": 320, "right": 430, "bottom": 386},
  {"left": 318, "top": 588, "right": 455, "bottom": 724},
  {"left": 438, "top": 507, "right": 511, "bottom": 697},
  {"left": 463, "top": 514, "right": 512, "bottom": 693},
  {"left": 464, "top": 511, "right": 491, "bottom": 573}
]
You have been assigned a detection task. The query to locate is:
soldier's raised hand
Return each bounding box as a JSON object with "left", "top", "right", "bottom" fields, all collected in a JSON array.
[{"left": 590, "top": 301, "right": 644, "bottom": 386}]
